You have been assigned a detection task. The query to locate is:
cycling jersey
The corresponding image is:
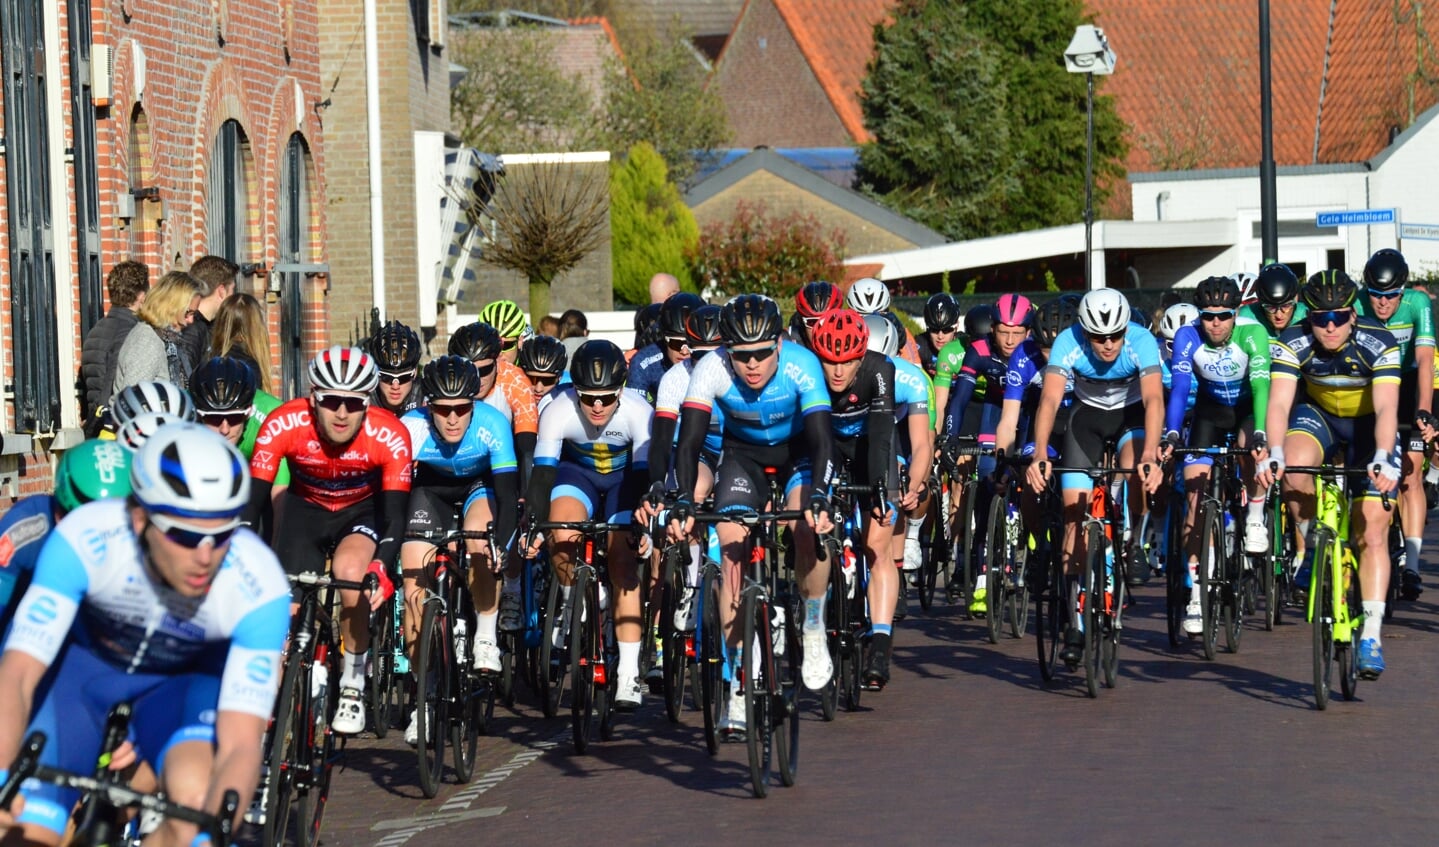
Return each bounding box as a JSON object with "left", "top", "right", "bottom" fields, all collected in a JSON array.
[
  {"left": 1239, "top": 301, "right": 1309, "bottom": 337},
  {"left": 916, "top": 331, "right": 943, "bottom": 377},
  {"left": 251, "top": 398, "right": 412, "bottom": 511},
  {"left": 933, "top": 337, "right": 970, "bottom": 390},
  {"left": 1165, "top": 317, "right": 1271, "bottom": 436},
  {"left": 827, "top": 351, "right": 895, "bottom": 489},
  {"left": 1272, "top": 317, "right": 1401, "bottom": 417},
  {"left": 893, "top": 355, "right": 934, "bottom": 431},
  {"left": 1355, "top": 289, "right": 1435, "bottom": 371},
  {"left": 1045, "top": 323, "right": 1164, "bottom": 411},
  {"left": 0, "top": 494, "right": 58, "bottom": 618},
  {"left": 402, "top": 402, "right": 518, "bottom": 483},
  {"left": 481, "top": 359, "right": 540, "bottom": 436},
  {"left": 238, "top": 389, "right": 289, "bottom": 487},
  {"left": 650, "top": 357, "right": 724, "bottom": 485},
  {"left": 944, "top": 337, "right": 1013, "bottom": 435},
  {"left": 626, "top": 342, "right": 668, "bottom": 403},
  {"left": 527, "top": 387, "right": 653, "bottom": 524}
]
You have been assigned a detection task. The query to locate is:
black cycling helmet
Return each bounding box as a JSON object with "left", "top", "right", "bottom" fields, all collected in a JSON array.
[
  {"left": 634, "top": 303, "right": 663, "bottom": 349},
  {"left": 1363, "top": 248, "right": 1409, "bottom": 292},
  {"left": 421, "top": 355, "right": 482, "bottom": 400},
  {"left": 570, "top": 340, "right": 628, "bottom": 391},
  {"left": 1255, "top": 263, "right": 1300, "bottom": 308},
  {"left": 719, "top": 294, "right": 783, "bottom": 345},
  {"left": 1032, "top": 298, "right": 1074, "bottom": 348},
  {"left": 924, "top": 293, "right": 961, "bottom": 331},
  {"left": 1302, "top": 269, "right": 1359, "bottom": 311},
  {"left": 448, "top": 322, "right": 503, "bottom": 362},
  {"left": 190, "top": 356, "right": 257, "bottom": 412},
  {"left": 516, "top": 334, "right": 567, "bottom": 375},
  {"left": 658, "top": 292, "right": 705, "bottom": 339},
  {"left": 795, "top": 281, "right": 843, "bottom": 318},
  {"left": 685, "top": 304, "right": 724, "bottom": 348},
  {"left": 964, "top": 304, "right": 997, "bottom": 339},
  {"left": 1193, "top": 275, "right": 1242, "bottom": 310},
  {"left": 368, "top": 321, "right": 423, "bottom": 371}
]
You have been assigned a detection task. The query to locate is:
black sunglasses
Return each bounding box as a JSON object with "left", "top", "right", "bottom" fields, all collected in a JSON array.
[
  {"left": 1086, "top": 330, "right": 1125, "bottom": 344},
  {"left": 473, "top": 360, "right": 497, "bottom": 378},
  {"left": 431, "top": 401, "right": 474, "bottom": 419},
  {"left": 381, "top": 370, "right": 416, "bottom": 385},
  {"left": 730, "top": 344, "right": 778, "bottom": 364},
  {"left": 578, "top": 390, "right": 621, "bottom": 407},
  {"left": 1310, "top": 309, "right": 1353, "bottom": 328},
  {"left": 1200, "top": 310, "right": 1236, "bottom": 322},
  {"left": 665, "top": 337, "right": 690, "bottom": 352},
  {"left": 314, "top": 393, "right": 368, "bottom": 413},
  {"left": 199, "top": 410, "right": 250, "bottom": 428},
  {"left": 527, "top": 373, "right": 559, "bottom": 387}
]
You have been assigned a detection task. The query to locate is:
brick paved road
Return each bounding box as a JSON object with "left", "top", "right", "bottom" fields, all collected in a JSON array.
[{"left": 300, "top": 560, "right": 1439, "bottom": 847}]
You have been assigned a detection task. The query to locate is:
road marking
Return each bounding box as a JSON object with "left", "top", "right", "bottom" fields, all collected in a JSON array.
[{"left": 370, "top": 728, "right": 569, "bottom": 846}]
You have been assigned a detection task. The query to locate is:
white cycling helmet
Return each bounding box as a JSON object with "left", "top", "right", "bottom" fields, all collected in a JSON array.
[
  {"left": 1160, "top": 303, "right": 1200, "bottom": 340},
  {"left": 111, "top": 380, "right": 196, "bottom": 426},
  {"left": 1078, "top": 288, "right": 1131, "bottom": 335},
  {"left": 115, "top": 411, "right": 185, "bottom": 453},
  {"left": 845, "top": 277, "right": 891, "bottom": 315},
  {"left": 131, "top": 422, "right": 249, "bottom": 521},
  {"left": 1230, "top": 272, "right": 1258, "bottom": 305},
  {"left": 308, "top": 346, "right": 379, "bottom": 394},
  {"left": 861, "top": 313, "right": 900, "bottom": 357}
]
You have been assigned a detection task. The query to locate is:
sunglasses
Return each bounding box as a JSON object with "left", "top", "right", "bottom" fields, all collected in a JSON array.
[
  {"left": 1367, "top": 288, "right": 1403, "bottom": 301},
  {"left": 500, "top": 338, "right": 519, "bottom": 351},
  {"left": 1086, "top": 330, "right": 1125, "bottom": 344},
  {"left": 1310, "top": 309, "right": 1353, "bottom": 328},
  {"left": 932, "top": 325, "right": 957, "bottom": 335},
  {"left": 665, "top": 337, "right": 690, "bottom": 352},
  {"left": 1200, "top": 310, "right": 1236, "bottom": 322},
  {"left": 198, "top": 410, "right": 251, "bottom": 428},
  {"left": 314, "top": 392, "right": 368, "bottom": 413},
  {"left": 431, "top": 401, "right": 474, "bottom": 419},
  {"left": 473, "top": 360, "right": 497, "bottom": 378},
  {"left": 527, "top": 373, "right": 559, "bottom": 387},
  {"left": 150, "top": 512, "right": 238, "bottom": 550},
  {"left": 381, "top": 370, "right": 416, "bottom": 385},
  {"left": 730, "top": 344, "right": 778, "bottom": 364},
  {"left": 578, "top": 390, "right": 621, "bottom": 407},
  {"left": 801, "top": 315, "right": 824, "bottom": 327},
  {"left": 1262, "top": 300, "right": 1296, "bottom": 312}
]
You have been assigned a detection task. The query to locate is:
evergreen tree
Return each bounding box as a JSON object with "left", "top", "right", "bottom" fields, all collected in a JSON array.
[{"left": 610, "top": 142, "right": 700, "bottom": 305}]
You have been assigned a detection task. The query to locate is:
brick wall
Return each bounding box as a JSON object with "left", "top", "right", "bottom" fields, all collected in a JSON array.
[
  {"left": 710, "top": 0, "right": 851, "bottom": 149},
  {"left": 0, "top": 0, "right": 327, "bottom": 518}
]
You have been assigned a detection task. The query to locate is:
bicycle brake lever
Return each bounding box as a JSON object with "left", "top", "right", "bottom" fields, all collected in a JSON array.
[{"left": 1, "top": 733, "right": 45, "bottom": 809}]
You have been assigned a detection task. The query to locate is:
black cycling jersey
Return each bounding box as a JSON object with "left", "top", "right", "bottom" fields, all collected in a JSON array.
[
  {"left": 828, "top": 351, "right": 896, "bottom": 490},
  {"left": 916, "top": 331, "right": 942, "bottom": 377}
]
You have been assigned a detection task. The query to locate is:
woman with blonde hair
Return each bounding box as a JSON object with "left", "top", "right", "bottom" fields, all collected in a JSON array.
[
  {"left": 111, "top": 270, "right": 202, "bottom": 398},
  {"left": 210, "top": 292, "right": 272, "bottom": 393}
]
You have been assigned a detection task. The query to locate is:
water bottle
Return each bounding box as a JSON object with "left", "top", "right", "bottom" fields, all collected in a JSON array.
[
  {"left": 310, "top": 660, "right": 328, "bottom": 702},
  {"left": 841, "top": 538, "right": 857, "bottom": 599},
  {"left": 1103, "top": 543, "right": 1116, "bottom": 609},
  {"left": 770, "top": 606, "right": 786, "bottom": 657},
  {"left": 453, "top": 618, "right": 468, "bottom": 667},
  {"left": 1223, "top": 512, "right": 1235, "bottom": 553}
]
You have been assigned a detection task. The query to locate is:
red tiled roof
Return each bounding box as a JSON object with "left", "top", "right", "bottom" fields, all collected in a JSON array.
[{"left": 771, "top": 0, "right": 892, "bottom": 144}]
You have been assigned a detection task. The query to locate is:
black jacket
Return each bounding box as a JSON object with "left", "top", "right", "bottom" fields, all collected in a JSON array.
[
  {"left": 180, "top": 315, "right": 215, "bottom": 372},
  {"left": 78, "top": 307, "right": 139, "bottom": 416}
]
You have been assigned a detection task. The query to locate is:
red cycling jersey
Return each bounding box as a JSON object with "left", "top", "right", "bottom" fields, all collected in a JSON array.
[{"left": 251, "top": 397, "right": 413, "bottom": 511}]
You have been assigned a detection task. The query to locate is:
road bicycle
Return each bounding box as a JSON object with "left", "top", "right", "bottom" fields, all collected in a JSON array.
[
  {"left": 942, "top": 436, "right": 992, "bottom": 616},
  {"left": 1169, "top": 442, "right": 1252, "bottom": 660},
  {"left": 981, "top": 453, "right": 1034, "bottom": 643}
]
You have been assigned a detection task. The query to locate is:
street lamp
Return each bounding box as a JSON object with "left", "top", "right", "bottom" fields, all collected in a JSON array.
[{"left": 1065, "top": 24, "right": 1117, "bottom": 290}]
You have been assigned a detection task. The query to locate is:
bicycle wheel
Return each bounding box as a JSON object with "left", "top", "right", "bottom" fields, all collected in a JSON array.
[
  {"left": 1339, "top": 551, "right": 1363, "bottom": 700},
  {"left": 776, "top": 595, "right": 800, "bottom": 788},
  {"left": 261, "top": 647, "right": 303, "bottom": 847},
  {"left": 597, "top": 611, "right": 617, "bottom": 743},
  {"left": 698, "top": 566, "right": 724, "bottom": 756},
  {"left": 1008, "top": 497, "right": 1031, "bottom": 638},
  {"left": 368, "top": 599, "right": 394, "bottom": 738},
  {"left": 570, "top": 568, "right": 597, "bottom": 754},
  {"left": 450, "top": 616, "right": 480, "bottom": 783},
  {"left": 984, "top": 494, "right": 1008, "bottom": 644},
  {"left": 660, "top": 553, "right": 687, "bottom": 724},
  {"left": 414, "top": 600, "right": 449, "bottom": 797},
  {"left": 537, "top": 572, "right": 567, "bottom": 719},
  {"left": 1198, "top": 504, "right": 1222, "bottom": 661},
  {"left": 917, "top": 505, "right": 946, "bottom": 611},
  {"left": 952, "top": 479, "right": 979, "bottom": 613},
  {"left": 498, "top": 633, "right": 517, "bottom": 710},
  {"left": 1165, "top": 491, "right": 1188, "bottom": 647},
  {"left": 742, "top": 589, "right": 773, "bottom": 798},
  {"left": 1310, "top": 528, "right": 1335, "bottom": 711},
  {"left": 1223, "top": 511, "right": 1245, "bottom": 654},
  {"left": 1035, "top": 546, "right": 1062, "bottom": 682},
  {"left": 1082, "top": 522, "right": 1103, "bottom": 699},
  {"left": 820, "top": 547, "right": 846, "bottom": 722},
  {"left": 294, "top": 648, "right": 336, "bottom": 847}
]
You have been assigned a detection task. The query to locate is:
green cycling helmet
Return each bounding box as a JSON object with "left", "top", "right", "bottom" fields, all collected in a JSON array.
[
  {"left": 478, "top": 299, "right": 530, "bottom": 342},
  {"left": 54, "top": 438, "right": 132, "bottom": 514}
]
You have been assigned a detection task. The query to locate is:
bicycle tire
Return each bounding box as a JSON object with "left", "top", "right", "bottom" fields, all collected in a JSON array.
[
  {"left": 1311, "top": 528, "right": 1335, "bottom": 711},
  {"left": 1008, "top": 494, "right": 1031, "bottom": 638},
  {"left": 569, "top": 568, "right": 597, "bottom": 754},
  {"left": 414, "top": 600, "right": 448, "bottom": 798},
  {"left": 294, "top": 649, "right": 336, "bottom": 847},
  {"left": 261, "top": 647, "right": 303, "bottom": 847},
  {"left": 597, "top": 612, "right": 617, "bottom": 743},
  {"left": 951, "top": 479, "right": 979, "bottom": 613},
  {"left": 820, "top": 545, "right": 845, "bottom": 722},
  {"left": 1339, "top": 550, "right": 1362, "bottom": 700},
  {"left": 537, "top": 572, "right": 567, "bottom": 719},
  {"left": 1103, "top": 526, "right": 1125, "bottom": 689},
  {"left": 776, "top": 596, "right": 800, "bottom": 788},
  {"left": 1082, "top": 522, "right": 1103, "bottom": 699},
  {"left": 742, "top": 589, "right": 773, "bottom": 799},
  {"left": 699, "top": 566, "right": 724, "bottom": 756},
  {"left": 1198, "top": 504, "right": 1221, "bottom": 661},
  {"left": 368, "top": 600, "right": 394, "bottom": 738},
  {"left": 660, "top": 554, "right": 687, "bottom": 724},
  {"left": 984, "top": 494, "right": 1007, "bottom": 644},
  {"left": 450, "top": 625, "right": 480, "bottom": 783},
  {"left": 917, "top": 505, "right": 945, "bottom": 611},
  {"left": 499, "top": 636, "right": 517, "bottom": 710},
  {"left": 1165, "top": 491, "right": 1187, "bottom": 647},
  {"left": 1035, "top": 547, "right": 1061, "bottom": 683},
  {"left": 1223, "top": 510, "right": 1245, "bottom": 654}
]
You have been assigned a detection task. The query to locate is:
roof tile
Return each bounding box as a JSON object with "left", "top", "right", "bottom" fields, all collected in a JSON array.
[{"left": 771, "top": 0, "right": 892, "bottom": 144}]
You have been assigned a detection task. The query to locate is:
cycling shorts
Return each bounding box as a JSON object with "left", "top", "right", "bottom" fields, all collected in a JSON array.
[
  {"left": 1183, "top": 397, "right": 1254, "bottom": 468},
  {"left": 552, "top": 463, "right": 632, "bottom": 524},
  {"left": 1397, "top": 369, "right": 1427, "bottom": 453},
  {"left": 1287, "top": 403, "right": 1402, "bottom": 500},
  {"left": 1060, "top": 402, "right": 1146, "bottom": 492},
  {"left": 405, "top": 480, "right": 493, "bottom": 540},
  {"left": 712, "top": 440, "right": 805, "bottom": 514},
  {"left": 15, "top": 645, "right": 223, "bottom": 837},
  {"left": 272, "top": 497, "right": 381, "bottom": 590}
]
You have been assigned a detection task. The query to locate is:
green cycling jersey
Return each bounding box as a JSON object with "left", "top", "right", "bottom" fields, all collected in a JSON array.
[
  {"left": 240, "top": 389, "right": 290, "bottom": 487},
  {"left": 1354, "top": 288, "right": 1435, "bottom": 371}
]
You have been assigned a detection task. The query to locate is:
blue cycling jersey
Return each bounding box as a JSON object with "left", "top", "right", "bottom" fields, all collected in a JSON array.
[
  {"left": 1045, "top": 323, "right": 1164, "bottom": 410},
  {"left": 683, "top": 341, "right": 831, "bottom": 446},
  {"left": 893, "top": 356, "right": 931, "bottom": 424},
  {"left": 402, "top": 402, "right": 519, "bottom": 483},
  {"left": 626, "top": 343, "right": 668, "bottom": 402},
  {"left": 0, "top": 494, "right": 58, "bottom": 617}
]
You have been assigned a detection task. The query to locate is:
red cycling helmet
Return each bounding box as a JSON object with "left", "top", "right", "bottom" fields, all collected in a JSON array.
[
  {"left": 810, "top": 309, "right": 870, "bottom": 363},
  {"left": 995, "top": 293, "right": 1034, "bottom": 327},
  {"left": 795, "top": 281, "right": 843, "bottom": 319}
]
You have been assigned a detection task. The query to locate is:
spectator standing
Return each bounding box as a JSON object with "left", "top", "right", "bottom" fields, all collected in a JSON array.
[
  {"left": 558, "top": 308, "right": 589, "bottom": 361},
  {"left": 210, "top": 292, "right": 273, "bottom": 393},
  {"left": 649, "top": 272, "right": 679, "bottom": 304},
  {"left": 180, "top": 255, "right": 239, "bottom": 368},
  {"left": 78, "top": 261, "right": 150, "bottom": 432},
  {"left": 111, "top": 270, "right": 203, "bottom": 397}
]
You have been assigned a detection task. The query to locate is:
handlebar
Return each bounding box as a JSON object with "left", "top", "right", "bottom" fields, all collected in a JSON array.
[
  {"left": 288, "top": 572, "right": 380, "bottom": 594},
  {"left": 1276, "top": 465, "right": 1393, "bottom": 510}
]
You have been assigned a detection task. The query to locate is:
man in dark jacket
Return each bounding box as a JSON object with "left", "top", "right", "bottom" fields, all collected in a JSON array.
[
  {"left": 180, "top": 254, "right": 239, "bottom": 367},
  {"left": 78, "top": 261, "right": 150, "bottom": 433}
]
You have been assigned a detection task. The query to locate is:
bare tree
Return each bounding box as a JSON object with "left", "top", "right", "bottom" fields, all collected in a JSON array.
[{"left": 480, "top": 158, "right": 610, "bottom": 325}]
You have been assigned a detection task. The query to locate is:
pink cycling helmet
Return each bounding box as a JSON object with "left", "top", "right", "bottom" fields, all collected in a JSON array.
[{"left": 995, "top": 293, "right": 1033, "bottom": 327}]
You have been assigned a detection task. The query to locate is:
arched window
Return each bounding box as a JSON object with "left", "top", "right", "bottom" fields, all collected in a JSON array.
[{"left": 206, "top": 119, "right": 252, "bottom": 272}]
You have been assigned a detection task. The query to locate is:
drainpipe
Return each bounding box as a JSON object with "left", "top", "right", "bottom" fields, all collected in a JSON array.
[{"left": 364, "top": 0, "right": 386, "bottom": 319}]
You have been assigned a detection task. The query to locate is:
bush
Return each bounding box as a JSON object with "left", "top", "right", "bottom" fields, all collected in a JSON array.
[
  {"left": 611, "top": 142, "right": 699, "bottom": 305},
  {"left": 687, "top": 201, "right": 847, "bottom": 303}
]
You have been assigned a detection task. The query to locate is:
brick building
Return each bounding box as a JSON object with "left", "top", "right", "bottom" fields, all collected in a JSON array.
[{"left": 0, "top": 0, "right": 328, "bottom": 511}]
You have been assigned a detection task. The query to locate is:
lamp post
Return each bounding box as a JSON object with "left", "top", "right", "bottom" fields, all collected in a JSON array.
[{"left": 1064, "top": 25, "right": 1117, "bottom": 290}]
